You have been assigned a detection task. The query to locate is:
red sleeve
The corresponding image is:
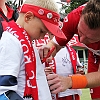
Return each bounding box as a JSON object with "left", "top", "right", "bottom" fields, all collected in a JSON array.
[{"left": 55, "top": 5, "right": 85, "bottom": 46}]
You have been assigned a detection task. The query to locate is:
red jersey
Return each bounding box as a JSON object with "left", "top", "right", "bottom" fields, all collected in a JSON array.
[
  {"left": 55, "top": 4, "right": 85, "bottom": 46},
  {"left": 55, "top": 3, "right": 100, "bottom": 57}
]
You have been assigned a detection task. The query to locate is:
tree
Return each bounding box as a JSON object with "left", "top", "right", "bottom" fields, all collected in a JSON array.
[
  {"left": 69, "top": 0, "right": 88, "bottom": 11},
  {"left": 7, "top": 0, "right": 23, "bottom": 10},
  {"left": 60, "top": 0, "right": 89, "bottom": 17}
]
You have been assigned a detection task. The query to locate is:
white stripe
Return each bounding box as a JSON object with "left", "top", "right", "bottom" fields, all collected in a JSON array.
[{"left": 0, "top": 85, "right": 17, "bottom": 95}]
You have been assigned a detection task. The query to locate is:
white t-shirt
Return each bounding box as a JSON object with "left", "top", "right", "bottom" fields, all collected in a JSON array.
[
  {"left": 0, "top": 31, "right": 52, "bottom": 100},
  {"left": 54, "top": 46, "right": 82, "bottom": 97}
]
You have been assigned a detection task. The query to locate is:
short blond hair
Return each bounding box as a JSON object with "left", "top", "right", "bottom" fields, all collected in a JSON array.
[{"left": 24, "top": 0, "right": 59, "bottom": 13}]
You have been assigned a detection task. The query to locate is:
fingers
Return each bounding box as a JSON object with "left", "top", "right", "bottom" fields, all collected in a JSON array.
[
  {"left": 47, "top": 74, "right": 72, "bottom": 94},
  {"left": 38, "top": 47, "right": 44, "bottom": 60},
  {"left": 50, "top": 83, "right": 62, "bottom": 94},
  {"left": 45, "top": 66, "right": 53, "bottom": 72},
  {"left": 46, "top": 56, "right": 53, "bottom": 63},
  {"left": 46, "top": 74, "right": 62, "bottom": 94},
  {"left": 38, "top": 46, "right": 50, "bottom": 60},
  {"left": 44, "top": 66, "right": 54, "bottom": 75}
]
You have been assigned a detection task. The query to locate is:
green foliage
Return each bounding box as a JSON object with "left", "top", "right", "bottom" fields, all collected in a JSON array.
[
  {"left": 7, "top": 0, "right": 23, "bottom": 10},
  {"left": 7, "top": 0, "right": 17, "bottom": 10},
  {"left": 60, "top": 0, "right": 89, "bottom": 15},
  {"left": 70, "top": 0, "right": 88, "bottom": 10}
]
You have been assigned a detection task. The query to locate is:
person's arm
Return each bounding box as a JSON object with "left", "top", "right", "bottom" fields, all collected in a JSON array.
[
  {"left": 46, "top": 74, "right": 72, "bottom": 94},
  {"left": 39, "top": 38, "right": 63, "bottom": 60},
  {"left": 47, "top": 39, "right": 63, "bottom": 57},
  {"left": 46, "top": 69, "right": 100, "bottom": 94},
  {"left": 0, "top": 31, "right": 23, "bottom": 99}
]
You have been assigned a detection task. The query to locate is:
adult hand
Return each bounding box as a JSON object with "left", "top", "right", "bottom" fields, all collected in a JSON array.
[
  {"left": 46, "top": 74, "right": 72, "bottom": 94},
  {"left": 44, "top": 66, "right": 54, "bottom": 76}
]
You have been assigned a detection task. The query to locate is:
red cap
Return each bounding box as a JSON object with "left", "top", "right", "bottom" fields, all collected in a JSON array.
[{"left": 19, "top": 4, "right": 67, "bottom": 39}]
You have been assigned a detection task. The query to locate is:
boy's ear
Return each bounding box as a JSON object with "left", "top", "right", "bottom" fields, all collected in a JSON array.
[{"left": 24, "top": 11, "right": 34, "bottom": 22}]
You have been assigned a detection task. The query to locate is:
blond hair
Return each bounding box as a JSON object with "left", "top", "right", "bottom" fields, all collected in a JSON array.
[{"left": 24, "top": 0, "right": 59, "bottom": 13}]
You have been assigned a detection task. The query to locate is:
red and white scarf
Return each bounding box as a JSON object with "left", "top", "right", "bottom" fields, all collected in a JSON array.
[
  {"left": 66, "top": 44, "right": 77, "bottom": 73},
  {"left": 5, "top": 21, "right": 38, "bottom": 100},
  {"left": 35, "top": 34, "right": 57, "bottom": 100},
  {"left": 34, "top": 35, "right": 77, "bottom": 100}
]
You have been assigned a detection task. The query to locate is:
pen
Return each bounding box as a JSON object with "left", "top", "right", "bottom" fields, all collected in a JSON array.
[{"left": 42, "top": 46, "right": 55, "bottom": 63}]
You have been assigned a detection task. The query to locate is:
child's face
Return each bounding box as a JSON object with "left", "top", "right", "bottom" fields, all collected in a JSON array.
[{"left": 23, "top": 12, "right": 49, "bottom": 40}]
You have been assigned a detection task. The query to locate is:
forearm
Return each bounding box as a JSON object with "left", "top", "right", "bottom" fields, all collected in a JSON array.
[
  {"left": 67, "top": 71, "right": 100, "bottom": 89},
  {"left": 85, "top": 72, "right": 100, "bottom": 88},
  {"left": 47, "top": 40, "right": 62, "bottom": 57}
]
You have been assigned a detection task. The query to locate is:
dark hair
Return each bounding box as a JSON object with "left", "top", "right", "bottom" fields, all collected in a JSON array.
[{"left": 82, "top": 0, "right": 100, "bottom": 29}]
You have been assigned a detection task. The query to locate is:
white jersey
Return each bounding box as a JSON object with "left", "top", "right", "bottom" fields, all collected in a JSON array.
[
  {"left": 0, "top": 31, "right": 52, "bottom": 100},
  {"left": 54, "top": 46, "right": 82, "bottom": 97}
]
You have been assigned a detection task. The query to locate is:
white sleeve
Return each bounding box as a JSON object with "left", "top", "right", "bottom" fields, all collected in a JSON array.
[
  {"left": 0, "top": 31, "right": 23, "bottom": 77},
  {"left": 52, "top": 36, "right": 59, "bottom": 45},
  {"left": 76, "top": 53, "right": 83, "bottom": 67},
  {"left": 33, "top": 45, "right": 52, "bottom": 100},
  {"left": 0, "top": 31, "right": 23, "bottom": 95}
]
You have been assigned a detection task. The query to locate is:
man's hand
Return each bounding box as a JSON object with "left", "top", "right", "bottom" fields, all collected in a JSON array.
[
  {"left": 46, "top": 74, "right": 72, "bottom": 94},
  {"left": 44, "top": 66, "right": 54, "bottom": 76}
]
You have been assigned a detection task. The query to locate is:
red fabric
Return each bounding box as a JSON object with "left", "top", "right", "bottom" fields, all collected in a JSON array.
[
  {"left": 20, "top": 4, "right": 66, "bottom": 40},
  {"left": 0, "top": 3, "right": 14, "bottom": 20},
  {"left": 88, "top": 46, "right": 100, "bottom": 99},
  {"left": 66, "top": 45, "right": 77, "bottom": 73},
  {"left": 6, "top": 21, "right": 38, "bottom": 100},
  {"left": 6, "top": 4, "right": 14, "bottom": 19},
  {"left": 57, "top": 94, "right": 80, "bottom": 100},
  {"left": 20, "top": 4, "right": 59, "bottom": 25},
  {"left": 90, "top": 87, "right": 100, "bottom": 99},
  {"left": 55, "top": 4, "right": 86, "bottom": 46},
  {"left": 66, "top": 0, "right": 71, "bottom": 3},
  {"left": 35, "top": 34, "right": 50, "bottom": 47},
  {"left": 2, "top": 21, "right": 9, "bottom": 30},
  {"left": 67, "top": 35, "right": 85, "bottom": 47}
]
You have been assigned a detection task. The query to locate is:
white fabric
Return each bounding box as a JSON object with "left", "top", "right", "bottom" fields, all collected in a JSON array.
[
  {"left": 0, "top": 31, "right": 52, "bottom": 100},
  {"left": 52, "top": 36, "right": 59, "bottom": 45},
  {"left": 53, "top": 36, "right": 100, "bottom": 56},
  {"left": 54, "top": 46, "right": 82, "bottom": 97},
  {"left": 33, "top": 45, "right": 52, "bottom": 100}
]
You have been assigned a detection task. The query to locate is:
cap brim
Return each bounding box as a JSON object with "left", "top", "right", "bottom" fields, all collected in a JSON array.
[{"left": 41, "top": 20, "right": 67, "bottom": 40}]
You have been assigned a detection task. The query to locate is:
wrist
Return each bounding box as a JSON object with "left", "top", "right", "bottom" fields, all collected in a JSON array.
[
  {"left": 66, "top": 76, "right": 72, "bottom": 89},
  {"left": 68, "top": 75, "right": 88, "bottom": 89}
]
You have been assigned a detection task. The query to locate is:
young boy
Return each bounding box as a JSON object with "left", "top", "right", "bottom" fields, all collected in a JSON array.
[{"left": 0, "top": 0, "right": 66, "bottom": 100}]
